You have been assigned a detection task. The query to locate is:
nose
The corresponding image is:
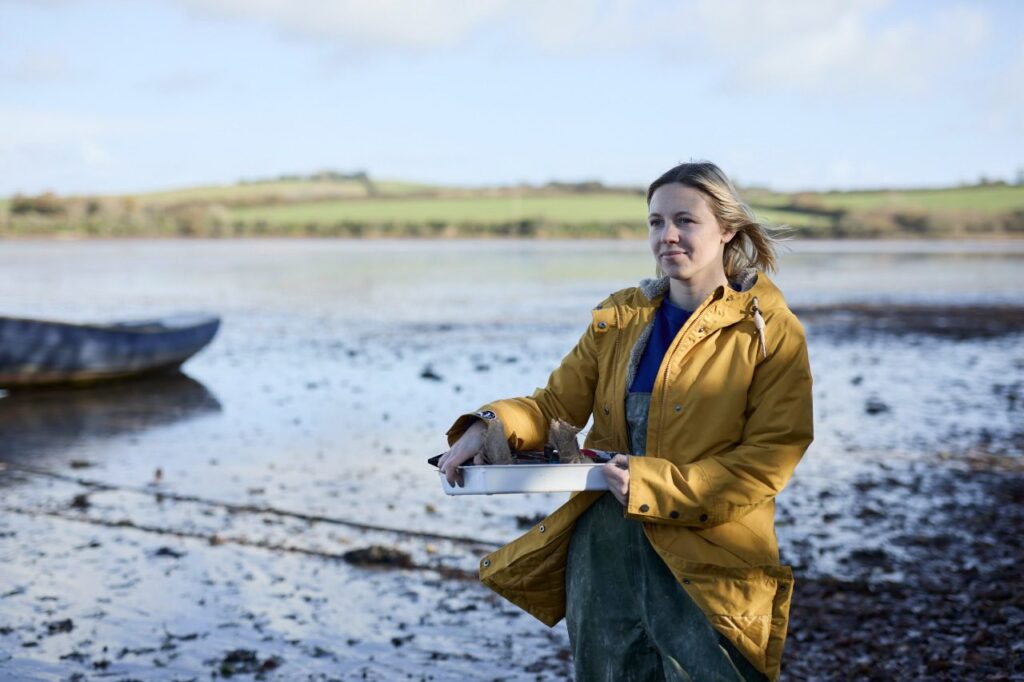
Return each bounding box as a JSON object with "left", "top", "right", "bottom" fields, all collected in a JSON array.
[{"left": 661, "top": 222, "right": 681, "bottom": 244}]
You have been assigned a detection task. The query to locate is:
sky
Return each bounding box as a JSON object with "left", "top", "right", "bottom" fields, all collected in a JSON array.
[{"left": 1, "top": 0, "right": 1022, "bottom": 195}]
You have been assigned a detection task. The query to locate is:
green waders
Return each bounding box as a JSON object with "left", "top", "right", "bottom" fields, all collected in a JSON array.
[{"left": 564, "top": 393, "right": 769, "bottom": 682}]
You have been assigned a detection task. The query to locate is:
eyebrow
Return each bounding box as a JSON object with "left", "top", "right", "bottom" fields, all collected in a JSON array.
[{"left": 648, "top": 210, "right": 697, "bottom": 218}]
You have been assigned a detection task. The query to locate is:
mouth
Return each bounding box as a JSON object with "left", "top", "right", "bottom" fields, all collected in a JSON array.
[{"left": 660, "top": 251, "right": 687, "bottom": 258}]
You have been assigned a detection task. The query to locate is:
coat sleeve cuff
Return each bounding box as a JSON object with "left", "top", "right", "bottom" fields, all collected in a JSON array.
[
  {"left": 624, "top": 456, "right": 718, "bottom": 527},
  {"left": 445, "top": 407, "right": 498, "bottom": 446}
]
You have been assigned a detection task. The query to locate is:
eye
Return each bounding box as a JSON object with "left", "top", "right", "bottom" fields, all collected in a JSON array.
[{"left": 648, "top": 218, "right": 663, "bottom": 229}]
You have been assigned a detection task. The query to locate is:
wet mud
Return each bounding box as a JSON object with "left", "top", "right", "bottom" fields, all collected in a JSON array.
[
  {"left": 782, "top": 462, "right": 1024, "bottom": 680},
  {"left": 1, "top": 241, "right": 1022, "bottom": 680},
  {"left": 794, "top": 304, "right": 1024, "bottom": 340}
]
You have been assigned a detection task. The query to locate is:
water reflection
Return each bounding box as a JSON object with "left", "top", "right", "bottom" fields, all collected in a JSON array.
[{"left": 0, "top": 372, "right": 221, "bottom": 464}]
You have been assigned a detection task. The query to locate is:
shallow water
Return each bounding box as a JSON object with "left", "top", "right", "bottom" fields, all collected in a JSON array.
[{"left": 1, "top": 239, "right": 1022, "bottom": 680}]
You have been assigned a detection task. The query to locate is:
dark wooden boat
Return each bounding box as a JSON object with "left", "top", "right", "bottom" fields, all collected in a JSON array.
[{"left": 0, "top": 313, "right": 220, "bottom": 388}]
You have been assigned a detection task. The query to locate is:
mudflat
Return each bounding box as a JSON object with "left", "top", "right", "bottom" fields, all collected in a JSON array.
[{"left": 1, "top": 239, "right": 1021, "bottom": 679}]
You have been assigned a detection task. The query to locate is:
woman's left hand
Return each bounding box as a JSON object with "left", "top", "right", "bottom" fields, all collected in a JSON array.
[{"left": 602, "top": 455, "right": 630, "bottom": 506}]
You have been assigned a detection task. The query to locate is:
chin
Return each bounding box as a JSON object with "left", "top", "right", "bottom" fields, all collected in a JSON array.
[{"left": 660, "top": 263, "right": 695, "bottom": 281}]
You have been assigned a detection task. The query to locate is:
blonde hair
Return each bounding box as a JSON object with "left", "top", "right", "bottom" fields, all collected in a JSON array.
[{"left": 647, "top": 161, "right": 781, "bottom": 279}]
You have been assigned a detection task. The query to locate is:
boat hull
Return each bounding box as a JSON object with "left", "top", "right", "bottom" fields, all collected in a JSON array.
[{"left": 0, "top": 314, "right": 220, "bottom": 388}]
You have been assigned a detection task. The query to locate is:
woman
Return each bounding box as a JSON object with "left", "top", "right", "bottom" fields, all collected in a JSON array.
[{"left": 438, "top": 162, "right": 813, "bottom": 681}]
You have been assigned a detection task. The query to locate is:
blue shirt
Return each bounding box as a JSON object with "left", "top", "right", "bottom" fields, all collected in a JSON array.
[{"left": 628, "top": 299, "right": 692, "bottom": 394}]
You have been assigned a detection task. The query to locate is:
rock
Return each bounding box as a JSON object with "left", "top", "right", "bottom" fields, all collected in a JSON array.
[
  {"left": 46, "top": 619, "right": 74, "bottom": 635},
  {"left": 342, "top": 546, "right": 413, "bottom": 569},
  {"left": 153, "top": 546, "right": 185, "bottom": 559},
  {"left": 419, "top": 366, "right": 442, "bottom": 381},
  {"left": 213, "top": 649, "right": 282, "bottom": 677},
  {"left": 516, "top": 513, "right": 546, "bottom": 529},
  {"left": 865, "top": 397, "right": 890, "bottom": 415}
]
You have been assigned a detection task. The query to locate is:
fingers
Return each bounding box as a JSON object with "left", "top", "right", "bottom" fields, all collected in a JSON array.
[
  {"left": 440, "top": 424, "right": 487, "bottom": 487},
  {"left": 442, "top": 445, "right": 476, "bottom": 486},
  {"left": 442, "top": 453, "right": 459, "bottom": 486},
  {"left": 602, "top": 459, "right": 630, "bottom": 506}
]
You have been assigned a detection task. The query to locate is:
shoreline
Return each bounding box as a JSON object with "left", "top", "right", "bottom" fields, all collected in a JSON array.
[{"left": 3, "top": 231, "right": 1024, "bottom": 242}]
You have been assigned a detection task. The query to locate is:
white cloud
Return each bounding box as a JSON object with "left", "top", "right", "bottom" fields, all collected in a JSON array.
[
  {"left": 0, "top": 108, "right": 104, "bottom": 150},
  {"left": 179, "top": 0, "right": 517, "bottom": 50},
  {"left": 0, "top": 108, "right": 193, "bottom": 194},
  {"left": 174, "top": 0, "right": 997, "bottom": 98},
  {"left": 0, "top": 49, "right": 77, "bottom": 83},
  {"left": 684, "top": 0, "right": 991, "bottom": 96},
  {"left": 79, "top": 139, "right": 115, "bottom": 166},
  {"left": 983, "top": 42, "right": 1024, "bottom": 135},
  {"left": 141, "top": 69, "right": 216, "bottom": 93}
]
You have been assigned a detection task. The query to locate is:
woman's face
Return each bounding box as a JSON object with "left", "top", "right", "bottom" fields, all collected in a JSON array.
[{"left": 648, "top": 183, "right": 735, "bottom": 283}]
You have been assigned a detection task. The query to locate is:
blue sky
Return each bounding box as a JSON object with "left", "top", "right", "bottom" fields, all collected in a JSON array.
[{"left": 1, "top": 0, "right": 1021, "bottom": 195}]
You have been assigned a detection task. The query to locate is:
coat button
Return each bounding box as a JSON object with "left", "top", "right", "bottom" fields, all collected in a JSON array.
[
  {"left": 673, "top": 404, "right": 682, "bottom": 413},
  {"left": 482, "top": 558, "right": 491, "bottom": 567},
  {"left": 699, "top": 513, "right": 708, "bottom": 522},
  {"left": 670, "top": 511, "right": 679, "bottom": 519},
  {"left": 597, "top": 321, "right": 607, "bottom": 329},
  {"left": 682, "top": 578, "right": 691, "bottom": 584},
  {"left": 639, "top": 504, "right": 650, "bottom": 513},
  {"left": 539, "top": 525, "right": 546, "bottom": 533},
  {"left": 603, "top": 405, "right": 610, "bottom": 416},
  {"left": 698, "top": 327, "right": 705, "bottom": 334}
]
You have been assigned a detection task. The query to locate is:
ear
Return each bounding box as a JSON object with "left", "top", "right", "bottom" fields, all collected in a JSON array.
[{"left": 721, "top": 227, "right": 738, "bottom": 244}]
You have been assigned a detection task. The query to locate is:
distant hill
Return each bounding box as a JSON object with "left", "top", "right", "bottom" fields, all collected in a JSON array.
[{"left": 3, "top": 175, "right": 1022, "bottom": 239}]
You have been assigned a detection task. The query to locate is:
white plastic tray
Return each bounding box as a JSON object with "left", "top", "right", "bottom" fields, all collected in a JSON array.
[{"left": 438, "top": 463, "right": 609, "bottom": 495}]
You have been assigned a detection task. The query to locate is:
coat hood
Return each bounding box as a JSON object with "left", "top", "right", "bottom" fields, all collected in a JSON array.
[{"left": 635, "top": 268, "right": 778, "bottom": 308}]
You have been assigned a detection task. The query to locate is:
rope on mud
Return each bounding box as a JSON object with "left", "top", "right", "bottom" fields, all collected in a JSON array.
[
  {"left": 3, "top": 464, "right": 502, "bottom": 550},
  {"left": 0, "top": 504, "right": 478, "bottom": 581}
]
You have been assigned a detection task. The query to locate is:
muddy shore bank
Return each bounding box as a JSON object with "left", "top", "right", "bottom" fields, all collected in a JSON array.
[
  {"left": 783, "top": 461, "right": 1024, "bottom": 680},
  {"left": 2, "top": 240, "right": 1022, "bottom": 679}
]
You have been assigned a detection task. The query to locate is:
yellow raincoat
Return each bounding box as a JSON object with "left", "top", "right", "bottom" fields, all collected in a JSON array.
[{"left": 446, "top": 271, "right": 813, "bottom": 680}]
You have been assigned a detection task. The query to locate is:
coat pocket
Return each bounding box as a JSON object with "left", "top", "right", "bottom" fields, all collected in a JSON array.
[{"left": 654, "top": 556, "right": 794, "bottom": 680}]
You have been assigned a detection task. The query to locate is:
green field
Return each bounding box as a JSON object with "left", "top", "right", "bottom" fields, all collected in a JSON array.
[
  {"left": 4, "top": 179, "right": 1023, "bottom": 238},
  {"left": 751, "top": 185, "right": 1024, "bottom": 214},
  {"left": 228, "top": 193, "right": 835, "bottom": 229},
  {"left": 230, "top": 193, "right": 649, "bottom": 225},
  {"left": 129, "top": 178, "right": 436, "bottom": 206}
]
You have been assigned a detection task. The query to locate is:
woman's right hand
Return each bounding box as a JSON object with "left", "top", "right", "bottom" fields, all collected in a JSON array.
[{"left": 438, "top": 419, "right": 487, "bottom": 487}]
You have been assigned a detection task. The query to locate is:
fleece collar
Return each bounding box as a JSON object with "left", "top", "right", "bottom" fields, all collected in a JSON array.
[{"left": 637, "top": 268, "right": 760, "bottom": 301}]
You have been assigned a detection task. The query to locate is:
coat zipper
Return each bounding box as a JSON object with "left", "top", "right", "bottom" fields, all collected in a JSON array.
[
  {"left": 612, "top": 304, "right": 629, "bottom": 452},
  {"left": 652, "top": 293, "right": 723, "bottom": 454}
]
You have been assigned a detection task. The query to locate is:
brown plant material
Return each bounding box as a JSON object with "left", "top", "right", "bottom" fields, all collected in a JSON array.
[
  {"left": 548, "top": 419, "right": 583, "bottom": 463},
  {"left": 479, "top": 418, "right": 512, "bottom": 465}
]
